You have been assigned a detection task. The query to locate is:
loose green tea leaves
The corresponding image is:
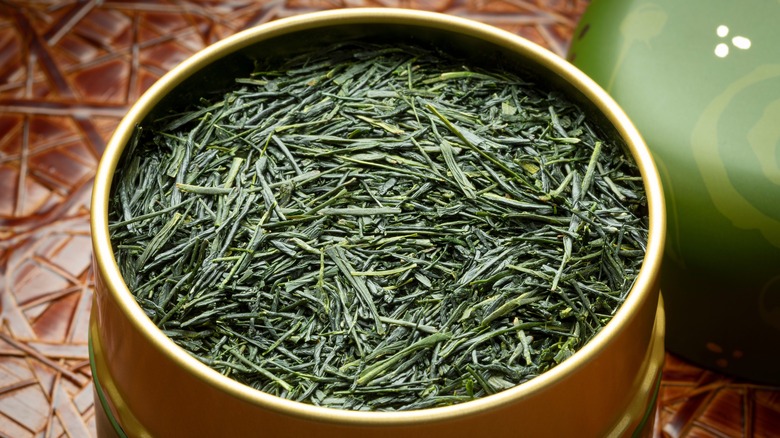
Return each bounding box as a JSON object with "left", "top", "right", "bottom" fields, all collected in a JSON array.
[{"left": 109, "top": 41, "right": 648, "bottom": 411}]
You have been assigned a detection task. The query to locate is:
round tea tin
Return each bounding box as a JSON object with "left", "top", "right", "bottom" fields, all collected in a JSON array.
[{"left": 90, "top": 8, "right": 667, "bottom": 437}]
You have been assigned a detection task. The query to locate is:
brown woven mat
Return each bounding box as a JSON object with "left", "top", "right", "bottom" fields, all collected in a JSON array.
[{"left": 1, "top": 1, "right": 778, "bottom": 436}]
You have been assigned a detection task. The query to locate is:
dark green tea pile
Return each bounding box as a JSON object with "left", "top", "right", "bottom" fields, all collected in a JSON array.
[{"left": 110, "top": 41, "right": 648, "bottom": 411}]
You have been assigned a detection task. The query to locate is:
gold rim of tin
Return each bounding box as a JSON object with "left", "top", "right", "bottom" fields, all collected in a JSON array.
[{"left": 91, "top": 7, "right": 666, "bottom": 426}]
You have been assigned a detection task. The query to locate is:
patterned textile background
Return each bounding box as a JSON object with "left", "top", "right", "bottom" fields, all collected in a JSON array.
[{"left": 0, "top": 1, "right": 778, "bottom": 437}]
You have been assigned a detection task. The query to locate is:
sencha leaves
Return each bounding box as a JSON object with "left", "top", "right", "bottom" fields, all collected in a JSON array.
[{"left": 109, "top": 41, "right": 648, "bottom": 411}]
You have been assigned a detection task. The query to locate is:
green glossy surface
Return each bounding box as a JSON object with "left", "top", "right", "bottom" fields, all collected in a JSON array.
[{"left": 569, "top": 0, "right": 780, "bottom": 384}]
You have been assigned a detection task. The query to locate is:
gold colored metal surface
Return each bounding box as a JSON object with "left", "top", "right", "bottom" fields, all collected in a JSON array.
[
  {"left": 605, "top": 297, "right": 665, "bottom": 437},
  {"left": 90, "top": 8, "right": 666, "bottom": 437}
]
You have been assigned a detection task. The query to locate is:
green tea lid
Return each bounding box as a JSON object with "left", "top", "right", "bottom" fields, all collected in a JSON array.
[{"left": 569, "top": 0, "right": 780, "bottom": 384}]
